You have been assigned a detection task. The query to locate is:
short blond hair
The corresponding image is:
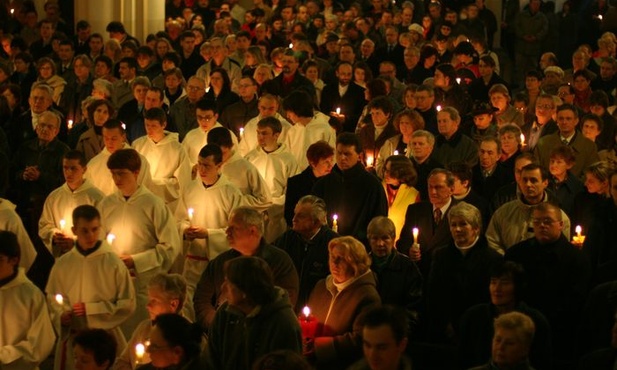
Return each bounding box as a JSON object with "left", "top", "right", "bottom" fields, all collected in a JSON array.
[
  {"left": 493, "top": 311, "right": 536, "bottom": 348},
  {"left": 328, "top": 236, "right": 371, "bottom": 277}
]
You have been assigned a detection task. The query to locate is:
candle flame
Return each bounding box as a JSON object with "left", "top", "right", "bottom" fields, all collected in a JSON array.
[
  {"left": 121, "top": 123, "right": 126, "bottom": 130},
  {"left": 520, "top": 133, "right": 525, "bottom": 144},
  {"left": 413, "top": 227, "right": 419, "bottom": 238},
  {"left": 575, "top": 225, "right": 582, "bottom": 236},
  {"left": 436, "top": 105, "right": 442, "bottom": 112},
  {"left": 335, "top": 107, "right": 341, "bottom": 114},
  {"left": 303, "top": 306, "right": 311, "bottom": 316},
  {"left": 366, "top": 155, "right": 374, "bottom": 167},
  {"left": 205, "top": 86, "right": 211, "bottom": 93},
  {"left": 289, "top": 43, "right": 293, "bottom": 49},
  {"left": 59, "top": 219, "right": 66, "bottom": 230},
  {"left": 456, "top": 78, "right": 461, "bottom": 84},
  {"left": 135, "top": 343, "right": 145, "bottom": 358},
  {"left": 68, "top": 120, "right": 74, "bottom": 130},
  {"left": 106, "top": 233, "right": 116, "bottom": 245},
  {"left": 188, "top": 208, "right": 194, "bottom": 220},
  {"left": 393, "top": 150, "right": 399, "bottom": 155},
  {"left": 239, "top": 127, "right": 244, "bottom": 136},
  {"left": 55, "top": 294, "right": 63, "bottom": 305},
  {"left": 332, "top": 214, "right": 338, "bottom": 221}
]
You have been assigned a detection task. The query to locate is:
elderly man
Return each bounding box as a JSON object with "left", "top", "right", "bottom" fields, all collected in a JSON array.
[
  {"left": 195, "top": 37, "right": 242, "bottom": 93},
  {"left": 505, "top": 202, "right": 591, "bottom": 369},
  {"left": 193, "top": 206, "right": 299, "bottom": 332},
  {"left": 396, "top": 168, "right": 457, "bottom": 277},
  {"left": 275, "top": 195, "right": 338, "bottom": 310},
  {"left": 368, "top": 216, "right": 422, "bottom": 331},
  {"left": 237, "top": 94, "right": 292, "bottom": 157},
  {"left": 410, "top": 130, "right": 443, "bottom": 200},
  {"left": 487, "top": 164, "right": 571, "bottom": 254},
  {"left": 10, "top": 83, "right": 57, "bottom": 153},
  {"left": 12, "top": 111, "right": 69, "bottom": 234},
  {"left": 170, "top": 76, "right": 206, "bottom": 141},
  {"left": 472, "top": 136, "right": 510, "bottom": 201},
  {"left": 433, "top": 107, "right": 479, "bottom": 168}
]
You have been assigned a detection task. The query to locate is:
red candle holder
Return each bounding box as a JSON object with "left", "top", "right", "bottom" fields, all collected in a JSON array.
[{"left": 299, "top": 306, "right": 318, "bottom": 342}]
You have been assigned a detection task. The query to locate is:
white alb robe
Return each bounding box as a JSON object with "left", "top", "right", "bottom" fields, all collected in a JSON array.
[
  {"left": 176, "top": 175, "right": 244, "bottom": 320},
  {"left": 285, "top": 117, "right": 336, "bottom": 169},
  {"left": 220, "top": 151, "right": 272, "bottom": 211},
  {"left": 38, "top": 180, "right": 105, "bottom": 255},
  {"left": 132, "top": 132, "right": 192, "bottom": 208},
  {"left": 46, "top": 242, "right": 136, "bottom": 370},
  {"left": 181, "top": 122, "right": 238, "bottom": 166},
  {"left": 98, "top": 186, "right": 181, "bottom": 337},
  {"left": 0, "top": 199, "right": 37, "bottom": 271},
  {"left": 84, "top": 143, "right": 154, "bottom": 196},
  {"left": 0, "top": 268, "right": 55, "bottom": 370},
  {"left": 237, "top": 113, "right": 292, "bottom": 157}
]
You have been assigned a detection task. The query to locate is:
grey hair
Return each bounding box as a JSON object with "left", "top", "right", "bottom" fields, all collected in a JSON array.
[
  {"left": 440, "top": 106, "right": 461, "bottom": 122},
  {"left": 297, "top": 195, "right": 327, "bottom": 225},
  {"left": 231, "top": 206, "right": 265, "bottom": 235},
  {"left": 31, "top": 82, "right": 54, "bottom": 99},
  {"left": 412, "top": 130, "right": 435, "bottom": 146},
  {"left": 40, "top": 110, "right": 61, "bottom": 128},
  {"left": 147, "top": 273, "right": 188, "bottom": 311},
  {"left": 367, "top": 216, "right": 396, "bottom": 238},
  {"left": 493, "top": 311, "right": 536, "bottom": 349},
  {"left": 93, "top": 78, "right": 113, "bottom": 97},
  {"left": 447, "top": 201, "right": 482, "bottom": 231},
  {"left": 131, "top": 76, "right": 151, "bottom": 90},
  {"left": 498, "top": 124, "right": 522, "bottom": 144}
]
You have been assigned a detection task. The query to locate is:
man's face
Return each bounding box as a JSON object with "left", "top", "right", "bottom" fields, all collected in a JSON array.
[
  {"left": 144, "top": 91, "right": 163, "bottom": 110},
  {"left": 336, "top": 64, "right": 352, "bottom": 86},
  {"left": 428, "top": 173, "right": 453, "bottom": 208},
  {"left": 557, "top": 87, "right": 574, "bottom": 104},
  {"left": 281, "top": 7, "right": 294, "bottom": 21},
  {"left": 236, "top": 36, "right": 251, "bottom": 51},
  {"left": 181, "top": 36, "right": 196, "bottom": 54},
  {"left": 339, "top": 46, "right": 355, "bottom": 63},
  {"left": 539, "top": 53, "right": 552, "bottom": 70},
  {"left": 197, "top": 155, "right": 221, "bottom": 183},
  {"left": 492, "top": 328, "right": 530, "bottom": 368},
  {"left": 414, "top": 90, "right": 434, "bottom": 111},
  {"left": 433, "top": 69, "right": 448, "bottom": 88},
  {"left": 535, "top": 97, "right": 555, "bottom": 123},
  {"left": 549, "top": 156, "right": 571, "bottom": 179},
  {"left": 110, "top": 168, "right": 139, "bottom": 195},
  {"left": 118, "top": 62, "right": 135, "bottom": 80},
  {"left": 379, "top": 64, "right": 396, "bottom": 79},
  {"left": 225, "top": 215, "right": 253, "bottom": 249},
  {"left": 196, "top": 108, "right": 218, "bottom": 132},
  {"left": 29, "top": 88, "right": 53, "bottom": 114},
  {"left": 525, "top": 76, "right": 540, "bottom": 91},
  {"left": 532, "top": 208, "right": 563, "bottom": 244},
  {"left": 556, "top": 108, "right": 578, "bottom": 137},
  {"left": 146, "top": 287, "right": 178, "bottom": 320},
  {"left": 473, "top": 113, "right": 493, "bottom": 130},
  {"left": 479, "top": 140, "right": 500, "bottom": 170},
  {"left": 411, "top": 136, "right": 433, "bottom": 160},
  {"left": 385, "top": 28, "right": 398, "bottom": 45},
  {"left": 238, "top": 78, "right": 257, "bottom": 100},
  {"left": 336, "top": 143, "right": 360, "bottom": 171},
  {"left": 360, "top": 40, "right": 375, "bottom": 57},
  {"left": 102, "top": 127, "right": 126, "bottom": 153},
  {"left": 404, "top": 50, "right": 420, "bottom": 68},
  {"left": 40, "top": 22, "right": 54, "bottom": 39},
  {"left": 257, "top": 126, "right": 279, "bottom": 148},
  {"left": 72, "top": 218, "right": 101, "bottom": 250},
  {"left": 478, "top": 60, "right": 494, "bottom": 78},
  {"left": 520, "top": 168, "right": 547, "bottom": 203},
  {"left": 63, "top": 158, "right": 86, "bottom": 187},
  {"left": 282, "top": 55, "right": 299, "bottom": 76},
  {"left": 600, "top": 61, "right": 616, "bottom": 80},
  {"left": 89, "top": 37, "right": 103, "bottom": 53},
  {"left": 445, "top": 11, "right": 457, "bottom": 24},
  {"left": 137, "top": 54, "right": 152, "bottom": 69},
  {"left": 58, "top": 45, "right": 74, "bottom": 63},
  {"left": 35, "top": 115, "right": 59, "bottom": 143},
  {"left": 363, "top": 325, "right": 406, "bottom": 370},
  {"left": 133, "top": 85, "right": 149, "bottom": 104},
  {"left": 490, "top": 275, "right": 516, "bottom": 307},
  {"left": 437, "top": 111, "right": 459, "bottom": 138},
  {"left": 369, "top": 232, "right": 394, "bottom": 258},
  {"left": 94, "top": 61, "right": 110, "bottom": 78},
  {"left": 186, "top": 78, "right": 205, "bottom": 102},
  {"left": 292, "top": 203, "right": 318, "bottom": 235},
  {"left": 0, "top": 254, "right": 18, "bottom": 280},
  {"left": 401, "top": 7, "right": 413, "bottom": 23},
  {"left": 145, "top": 118, "right": 166, "bottom": 139},
  {"left": 77, "top": 26, "right": 91, "bottom": 42},
  {"left": 258, "top": 98, "right": 278, "bottom": 118},
  {"left": 297, "top": 6, "right": 309, "bottom": 22}
]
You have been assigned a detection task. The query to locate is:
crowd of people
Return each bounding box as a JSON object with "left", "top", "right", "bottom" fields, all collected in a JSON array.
[{"left": 1, "top": 0, "right": 617, "bottom": 369}]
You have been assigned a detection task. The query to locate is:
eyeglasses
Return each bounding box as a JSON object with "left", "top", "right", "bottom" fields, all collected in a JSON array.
[
  {"left": 197, "top": 114, "right": 215, "bottom": 122},
  {"left": 187, "top": 85, "right": 203, "bottom": 91},
  {"left": 531, "top": 218, "right": 560, "bottom": 226}
]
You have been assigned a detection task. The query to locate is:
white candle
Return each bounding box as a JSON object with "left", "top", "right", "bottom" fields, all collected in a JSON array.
[
  {"left": 289, "top": 43, "right": 293, "bottom": 49},
  {"left": 205, "top": 86, "right": 211, "bottom": 93},
  {"left": 239, "top": 127, "right": 244, "bottom": 137},
  {"left": 575, "top": 225, "right": 582, "bottom": 238},
  {"left": 456, "top": 78, "right": 461, "bottom": 84},
  {"left": 68, "top": 120, "right": 74, "bottom": 130},
  {"left": 188, "top": 208, "right": 194, "bottom": 224},
  {"left": 393, "top": 150, "right": 399, "bottom": 155},
  {"left": 303, "top": 306, "right": 311, "bottom": 317},
  {"left": 106, "top": 233, "right": 116, "bottom": 245},
  {"left": 598, "top": 15, "right": 603, "bottom": 20},
  {"left": 366, "top": 155, "right": 374, "bottom": 167},
  {"left": 332, "top": 214, "right": 338, "bottom": 232},
  {"left": 335, "top": 107, "right": 341, "bottom": 115},
  {"left": 59, "top": 219, "right": 66, "bottom": 232},
  {"left": 436, "top": 105, "right": 442, "bottom": 112},
  {"left": 520, "top": 133, "right": 526, "bottom": 146},
  {"left": 121, "top": 123, "right": 126, "bottom": 130},
  {"left": 55, "top": 294, "right": 64, "bottom": 305},
  {"left": 135, "top": 343, "right": 145, "bottom": 361},
  {"left": 10, "top": 8, "right": 14, "bottom": 15},
  {"left": 412, "top": 227, "right": 419, "bottom": 244}
]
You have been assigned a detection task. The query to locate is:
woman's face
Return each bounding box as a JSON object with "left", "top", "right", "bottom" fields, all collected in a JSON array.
[
  {"left": 39, "top": 63, "right": 53, "bottom": 79},
  {"left": 371, "top": 108, "right": 390, "bottom": 127},
  {"left": 490, "top": 275, "right": 516, "bottom": 307},
  {"left": 2, "top": 89, "right": 17, "bottom": 110},
  {"left": 305, "top": 66, "right": 319, "bottom": 83},
  {"left": 93, "top": 104, "right": 110, "bottom": 126},
  {"left": 404, "top": 90, "right": 416, "bottom": 109},
  {"left": 424, "top": 54, "right": 437, "bottom": 69},
  {"left": 499, "top": 133, "right": 519, "bottom": 155},
  {"left": 156, "top": 41, "right": 170, "bottom": 58},
  {"left": 311, "top": 155, "right": 334, "bottom": 177},
  {"left": 165, "top": 74, "right": 182, "bottom": 90},
  {"left": 13, "top": 58, "right": 28, "bottom": 73},
  {"left": 398, "top": 114, "right": 415, "bottom": 137},
  {"left": 147, "top": 326, "right": 180, "bottom": 368},
  {"left": 422, "top": 16, "right": 432, "bottom": 28},
  {"left": 222, "top": 276, "right": 245, "bottom": 307},
  {"left": 245, "top": 52, "right": 256, "bottom": 67},
  {"left": 585, "top": 173, "right": 608, "bottom": 194},
  {"left": 449, "top": 215, "right": 479, "bottom": 248},
  {"left": 573, "top": 75, "right": 590, "bottom": 92},
  {"left": 490, "top": 93, "right": 509, "bottom": 111},
  {"left": 354, "top": 68, "right": 366, "bottom": 83},
  {"left": 329, "top": 247, "right": 355, "bottom": 284},
  {"left": 254, "top": 68, "right": 270, "bottom": 85},
  {"left": 582, "top": 119, "right": 601, "bottom": 142},
  {"left": 210, "top": 72, "right": 224, "bottom": 90},
  {"left": 383, "top": 161, "right": 400, "bottom": 186}
]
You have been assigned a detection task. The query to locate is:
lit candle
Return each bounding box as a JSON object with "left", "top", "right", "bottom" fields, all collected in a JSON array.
[
  {"left": 575, "top": 225, "right": 582, "bottom": 238},
  {"left": 520, "top": 133, "right": 526, "bottom": 147},
  {"left": 106, "top": 233, "right": 116, "bottom": 245},
  {"left": 59, "top": 219, "right": 66, "bottom": 232},
  {"left": 598, "top": 15, "right": 603, "bottom": 20},
  {"left": 239, "top": 127, "right": 244, "bottom": 137},
  {"left": 366, "top": 155, "right": 374, "bottom": 167},
  {"left": 135, "top": 343, "right": 145, "bottom": 362},
  {"left": 436, "top": 105, "right": 442, "bottom": 112},
  {"left": 412, "top": 227, "right": 419, "bottom": 244},
  {"left": 205, "top": 86, "right": 211, "bottom": 93},
  {"left": 335, "top": 107, "right": 341, "bottom": 115},
  {"left": 393, "top": 150, "right": 399, "bottom": 155},
  {"left": 121, "top": 123, "right": 126, "bottom": 130},
  {"left": 188, "top": 208, "right": 194, "bottom": 225},
  {"left": 289, "top": 43, "right": 294, "bottom": 49},
  {"left": 10, "top": 8, "right": 14, "bottom": 15},
  {"left": 55, "top": 294, "right": 64, "bottom": 305},
  {"left": 456, "top": 77, "right": 461, "bottom": 84},
  {"left": 332, "top": 214, "right": 338, "bottom": 232},
  {"left": 68, "top": 120, "right": 74, "bottom": 130}
]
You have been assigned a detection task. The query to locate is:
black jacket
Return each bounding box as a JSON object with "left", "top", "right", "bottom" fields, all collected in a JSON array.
[
  {"left": 284, "top": 166, "right": 317, "bottom": 226},
  {"left": 262, "top": 71, "right": 316, "bottom": 100},
  {"left": 320, "top": 81, "right": 366, "bottom": 133}
]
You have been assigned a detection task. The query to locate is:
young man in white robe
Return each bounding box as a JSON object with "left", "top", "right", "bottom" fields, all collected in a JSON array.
[
  {"left": 46, "top": 205, "right": 136, "bottom": 370},
  {"left": 181, "top": 99, "right": 238, "bottom": 167},
  {"left": 0, "top": 200, "right": 37, "bottom": 272},
  {"left": 39, "top": 150, "right": 105, "bottom": 257},
  {"left": 85, "top": 119, "right": 154, "bottom": 196},
  {"left": 237, "top": 93, "right": 292, "bottom": 157},
  {"left": 282, "top": 90, "right": 337, "bottom": 169},
  {"left": 0, "top": 231, "right": 55, "bottom": 370},
  {"left": 207, "top": 127, "right": 272, "bottom": 211},
  {"left": 132, "top": 107, "right": 192, "bottom": 210},
  {"left": 113, "top": 273, "right": 187, "bottom": 370},
  {"left": 245, "top": 117, "right": 299, "bottom": 242},
  {"left": 176, "top": 144, "right": 244, "bottom": 320},
  {"left": 97, "top": 149, "right": 181, "bottom": 338}
]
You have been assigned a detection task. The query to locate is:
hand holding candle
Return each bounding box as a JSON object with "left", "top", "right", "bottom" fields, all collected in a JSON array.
[
  {"left": 366, "top": 155, "right": 374, "bottom": 167},
  {"left": 335, "top": 107, "right": 341, "bottom": 115},
  {"left": 59, "top": 219, "right": 66, "bottom": 232},
  {"left": 299, "top": 306, "right": 318, "bottom": 341},
  {"left": 135, "top": 343, "right": 146, "bottom": 364},
  {"left": 572, "top": 225, "right": 585, "bottom": 247}
]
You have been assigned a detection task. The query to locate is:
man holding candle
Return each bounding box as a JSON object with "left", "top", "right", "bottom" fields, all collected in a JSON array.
[
  {"left": 319, "top": 61, "right": 366, "bottom": 133},
  {"left": 46, "top": 205, "right": 136, "bottom": 370},
  {"left": 39, "top": 150, "right": 105, "bottom": 257},
  {"left": 433, "top": 106, "right": 479, "bottom": 169}
]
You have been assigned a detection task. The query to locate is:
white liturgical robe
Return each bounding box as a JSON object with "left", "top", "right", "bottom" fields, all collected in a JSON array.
[
  {"left": 181, "top": 122, "right": 238, "bottom": 166},
  {"left": 132, "top": 132, "right": 192, "bottom": 207},
  {"left": 176, "top": 175, "right": 244, "bottom": 320},
  {"left": 98, "top": 186, "right": 181, "bottom": 336},
  {"left": 85, "top": 144, "right": 154, "bottom": 196},
  {"left": 284, "top": 117, "right": 336, "bottom": 169},
  {"left": 0, "top": 268, "right": 55, "bottom": 370},
  {"left": 220, "top": 151, "right": 272, "bottom": 211},
  {"left": 46, "top": 242, "right": 136, "bottom": 370},
  {"left": 0, "top": 199, "right": 37, "bottom": 271},
  {"left": 38, "top": 180, "right": 105, "bottom": 254},
  {"left": 237, "top": 113, "right": 292, "bottom": 157}
]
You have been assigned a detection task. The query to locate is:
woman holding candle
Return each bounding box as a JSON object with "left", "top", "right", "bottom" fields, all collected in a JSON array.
[
  {"left": 358, "top": 96, "right": 398, "bottom": 169},
  {"left": 305, "top": 236, "right": 381, "bottom": 369},
  {"left": 498, "top": 124, "right": 523, "bottom": 178},
  {"left": 571, "top": 161, "right": 614, "bottom": 234},
  {"left": 206, "top": 256, "right": 302, "bottom": 369},
  {"left": 489, "top": 84, "right": 524, "bottom": 128},
  {"left": 204, "top": 68, "right": 239, "bottom": 115},
  {"left": 376, "top": 109, "right": 425, "bottom": 174},
  {"left": 76, "top": 99, "right": 115, "bottom": 162}
]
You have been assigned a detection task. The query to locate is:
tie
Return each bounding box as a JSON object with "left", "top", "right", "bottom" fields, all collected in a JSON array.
[
  {"left": 562, "top": 138, "right": 569, "bottom": 145},
  {"left": 434, "top": 208, "right": 442, "bottom": 225}
]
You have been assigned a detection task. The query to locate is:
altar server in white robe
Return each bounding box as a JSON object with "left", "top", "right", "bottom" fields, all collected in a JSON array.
[
  {"left": 208, "top": 127, "right": 272, "bottom": 211},
  {"left": 245, "top": 117, "right": 299, "bottom": 242},
  {"left": 39, "top": 150, "right": 105, "bottom": 257},
  {"left": 132, "top": 107, "right": 192, "bottom": 209},
  {"left": 46, "top": 205, "right": 136, "bottom": 370},
  {"left": 0, "top": 200, "right": 36, "bottom": 272},
  {"left": 97, "top": 149, "right": 181, "bottom": 337},
  {"left": 282, "top": 90, "right": 336, "bottom": 169},
  {"left": 0, "top": 231, "right": 55, "bottom": 370},
  {"left": 181, "top": 99, "right": 238, "bottom": 167},
  {"left": 113, "top": 273, "right": 187, "bottom": 370},
  {"left": 237, "top": 93, "right": 292, "bottom": 157},
  {"left": 85, "top": 119, "right": 153, "bottom": 196},
  {"left": 175, "top": 144, "right": 244, "bottom": 320}
]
